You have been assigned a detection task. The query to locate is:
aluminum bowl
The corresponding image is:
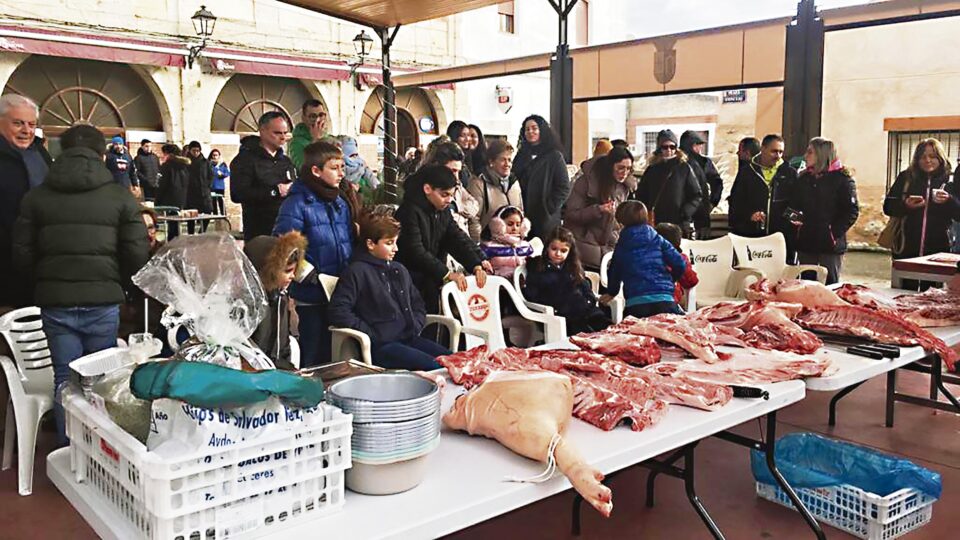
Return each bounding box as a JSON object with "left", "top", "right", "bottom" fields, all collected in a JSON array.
[{"left": 328, "top": 373, "right": 438, "bottom": 407}]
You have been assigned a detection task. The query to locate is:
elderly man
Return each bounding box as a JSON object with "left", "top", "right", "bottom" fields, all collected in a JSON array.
[
  {"left": 230, "top": 111, "right": 297, "bottom": 240},
  {"left": 0, "top": 94, "right": 51, "bottom": 309}
]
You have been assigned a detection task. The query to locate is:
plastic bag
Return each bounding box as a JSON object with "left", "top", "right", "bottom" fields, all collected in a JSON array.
[
  {"left": 91, "top": 363, "right": 152, "bottom": 443},
  {"left": 132, "top": 234, "right": 274, "bottom": 370},
  {"left": 751, "top": 432, "right": 942, "bottom": 499}
]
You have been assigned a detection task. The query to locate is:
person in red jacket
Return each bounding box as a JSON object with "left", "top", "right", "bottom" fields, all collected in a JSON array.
[{"left": 655, "top": 223, "right": 698, "bottom": 307}]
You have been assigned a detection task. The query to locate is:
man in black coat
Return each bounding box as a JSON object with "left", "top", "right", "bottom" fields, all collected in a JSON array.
[
  {"left": 727, "top": 134, "right": 799, "bottom": 251},
  {"left": 185, "top": 140, "right": 213, "bottom": 214},
  {"left": 134, "top": 139, "right": 161, "bottom": 200},
  {"left": 0, "top": 94, "right": 51, "bottom": 309},
  {"left": 230, "top": 112, "right": 297, "bottom": 241},
  {"left": 680, "top": 130, "right": 723, "bottom": 239},
  {"left": 394, "top": 165, "right": 491, "bottom": 313}
]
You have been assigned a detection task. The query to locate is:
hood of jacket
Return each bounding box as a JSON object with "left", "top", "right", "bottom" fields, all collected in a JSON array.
[
  {"left": 646, "top": 151, "right": 688, "bottom": 168},
  {"left": 163, "top": 154, "right": 191, "bottom": 170},
  {"left": 244, "top": 231, "right": 307, "bottom": 292},
  {"left": 45, "top": 147, "right": 114, "bottom": 193}
]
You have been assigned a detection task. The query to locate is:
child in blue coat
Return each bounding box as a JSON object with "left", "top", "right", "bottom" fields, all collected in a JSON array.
[
  {"left": 600, "top": 201, "right": 688, "bottom": 318},
  {"left": 328, "top": 213, "right": 450, "bottom": 370},
  {"left": 273, "top": 141, "right": 355, "bottom": 367}
]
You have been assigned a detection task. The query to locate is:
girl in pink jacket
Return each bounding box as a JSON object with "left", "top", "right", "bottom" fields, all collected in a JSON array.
[{"left": 480, "top": 206, "right": 535, "bottom": 278}]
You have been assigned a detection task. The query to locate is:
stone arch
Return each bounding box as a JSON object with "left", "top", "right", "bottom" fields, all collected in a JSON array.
[
  {"left": 360, "top": 85, "right": 440, "bottom": 150},
  {"left": 211, "top": 74, "right": 324, "bottom": 135}
]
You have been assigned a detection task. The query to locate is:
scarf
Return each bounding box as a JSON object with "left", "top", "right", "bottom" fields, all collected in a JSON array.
[{"left": 303, "top": 175, "right": 341, "bottom": 202}]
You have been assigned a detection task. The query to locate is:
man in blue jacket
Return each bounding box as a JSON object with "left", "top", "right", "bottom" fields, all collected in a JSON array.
[{"left": 328, "top": 213, "right": 450, "bottom": 370}]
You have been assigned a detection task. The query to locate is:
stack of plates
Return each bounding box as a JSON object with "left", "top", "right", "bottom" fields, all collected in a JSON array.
[{"left": 327, "top": 373, "right": 442, "bottom": 495}]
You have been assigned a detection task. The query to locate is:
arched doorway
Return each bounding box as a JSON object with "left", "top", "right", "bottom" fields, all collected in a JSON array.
[
  {"left": 360, "top": 86, "right": 439, "bottom": 150},
  {"left": 211, "top": 75, "right": 318, "bottom": 135},
  {"left": 3, "top": 56, "right": 164, "bottom": 154}
]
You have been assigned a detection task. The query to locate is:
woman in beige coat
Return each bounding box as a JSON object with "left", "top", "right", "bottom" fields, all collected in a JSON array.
[
  {"left": 562, "top": 146, "right": 637, "bottom": 269},
  {"left": 469, "top": 138, "right": 524, "bottom": 231}
]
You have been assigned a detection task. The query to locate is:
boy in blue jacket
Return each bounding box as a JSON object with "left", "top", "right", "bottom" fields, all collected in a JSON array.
[
  {"left": 600, "top": 201, "right": 688, "bottom": 318},
  {"left": 328, "top": 213, "right": 451, "bottom": 370},
  {"left": 273, "top": 141, "right": 355, "bottom": 367}
]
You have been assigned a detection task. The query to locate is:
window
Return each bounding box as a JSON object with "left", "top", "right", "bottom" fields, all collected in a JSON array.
[
  {"left": 498, "top": 2, "right": 515, "bottom": 34},
  {"left": 886, "top": 130, "right": 960, "bottom": 191},
  {"left": 636, "top": 123, "right": 715, "bottom": 158}
]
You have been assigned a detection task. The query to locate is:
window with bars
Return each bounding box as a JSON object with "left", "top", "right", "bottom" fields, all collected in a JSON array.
[
  {"left": 639, "top": 129, "right": 711, "bottom": 157},
  {"left": 498, "top": 2, "right": 515, "bottom": 34},
  {"left": 886, "top": 130, "right": 960, "bottom": 191}
]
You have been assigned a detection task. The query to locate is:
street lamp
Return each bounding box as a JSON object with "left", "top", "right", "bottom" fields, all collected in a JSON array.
[
  {"left": 350, "top": 30, "right": 374, "bottom": 90},
  {"left": 188, "top": 5, "right": 217, "bottom": 69}
]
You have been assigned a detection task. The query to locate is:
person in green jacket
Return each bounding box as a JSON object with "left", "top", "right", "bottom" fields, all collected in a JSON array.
[
  {"left": 288, "top": 98, "right": 328, "bottom": 170},
  {"left": 13, "top": 124, "right": 150, "bottom": 446}
]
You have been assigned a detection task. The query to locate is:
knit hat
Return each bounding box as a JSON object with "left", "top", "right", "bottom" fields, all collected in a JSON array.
[
  {"left": 592, "top": 139, "right": 613, "bottom": 157},
  {"left": 656, "top": 129, "right": 678, "bottom": 147},
  {"left": 111, "top": 136, "right": 125, "bottom": 146}
]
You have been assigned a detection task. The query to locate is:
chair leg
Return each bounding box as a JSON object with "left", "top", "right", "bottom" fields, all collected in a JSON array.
[
  {"left": 15, "top": 401, "right": 40, "bottom": 496},
  {"left": 2, "top": 397, "right": 13, "bottom": 471}
]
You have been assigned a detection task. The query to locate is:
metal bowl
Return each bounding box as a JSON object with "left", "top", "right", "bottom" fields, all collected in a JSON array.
[
  {"left": 329, "top": 397, "right": 441, "bottom": 424},
  {"left": 328, "top": 373, "right": 439, "bottom": 406}
]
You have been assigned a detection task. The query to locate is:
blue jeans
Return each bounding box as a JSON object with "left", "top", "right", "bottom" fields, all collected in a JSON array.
[
  {"left": 41, "top": 305, "right": 120, "bottom": 447},
  {"left": 372, "top": 337, "right": 450, "bottom": 371},
  {"left": 296, "top": 304, "right": 331, "bottom": 368},
  {"left": 624, "top": 301, "right": 683, "bottom": 319}
]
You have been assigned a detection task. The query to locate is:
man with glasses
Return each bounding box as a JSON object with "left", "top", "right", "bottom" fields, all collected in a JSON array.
[
  {"left": 727, "top": 134, "right": 799, "bottom": 252},
  {"left": 633, "top": 129, "right": 702, "bottom": 238},
  {"left": 288, "top": 99, "right": 328, "bottom": 169}
]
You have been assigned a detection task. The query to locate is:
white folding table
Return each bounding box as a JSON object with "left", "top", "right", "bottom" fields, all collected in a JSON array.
[{"left": 47, "top": 377, "right": 808, "bottom": 540}]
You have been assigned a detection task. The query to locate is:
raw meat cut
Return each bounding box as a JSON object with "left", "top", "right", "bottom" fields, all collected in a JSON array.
[
  {"left": 647, "top": 348, "right": 835, "bottom": 386},
  {"left": 694, "top": 301, "right": 822, "bottom": 354},
  {"left": 794, "top": 305, "right": 957, "bottom": 370},
  {"left": 569, "top": 331, "right": 662, "bottom": 365},
  {"left": 838, "top": 284, "right": 960, "bottom": 327},
  {"left": 610, "top": 315, "right": 731, "bottom": 363},
  {"left": 835, "top": 284, "right": 901, "bottom": 311},
  {"left": 443, "top": 370, "right": 614, "bottom": 517},
  {"left": 746, "top": 279, "right": 847, "bottom": 307}
]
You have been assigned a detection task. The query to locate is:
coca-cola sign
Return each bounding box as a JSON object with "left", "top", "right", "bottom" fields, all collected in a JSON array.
[
  {"left": 689, "top": 249, "right": 718, "bottom": 265},
  {"left": 745, "top": 246, "right": 774, "bottom": 261}
]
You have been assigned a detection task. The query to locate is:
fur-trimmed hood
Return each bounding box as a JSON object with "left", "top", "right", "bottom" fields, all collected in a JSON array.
[
  {"left": 244, "top": 231, "right": 308, "bottom": 292},
  {"left": 646, "top": 149, "right": 688, "bottom": 168}
]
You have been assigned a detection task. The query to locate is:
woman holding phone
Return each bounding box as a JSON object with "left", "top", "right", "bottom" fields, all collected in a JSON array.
[{"left": 883, "top": 139, "right": 959, "bottom": 283}]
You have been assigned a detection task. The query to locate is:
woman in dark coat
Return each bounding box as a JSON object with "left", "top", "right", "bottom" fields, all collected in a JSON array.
[
  {"left": 883, "top": 138, "right": 959, "bottom": 262},
  {"left": 513, "top": 114, "right": 571, "bottom": 241},
  {"left": 632, "top": 129, "right": 702, "bottom": 237},
  {"left": 156, "top": 144, "right": 190, "bottom": 210},
  {"left": 786, "top": 137, "right": 860, "bottom": 285}
]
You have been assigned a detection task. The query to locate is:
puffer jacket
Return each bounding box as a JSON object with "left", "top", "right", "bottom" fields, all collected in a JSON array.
[
  {"left": 481, "top": 237, "right": 534, "bottom": 278},
  {"left": 727, "top": 159, "right": 798, "bottom": 237},
  {"left": 186, "top": 155, "right": 213, "bottom": 213},
  {"left": 788, "top": 168, "right": 860, "bottom": 255},
  {"left": 327, "top": 252, "right": 427, "bottom": 346},
  {"left": 521, "top": 258, "right": 603, "bottom": 320},
  {"left": 13, "top": 147, "right": 149, "bottom": 307},
  {"left": 563, "top": 165, "right": 636, "bottom": 268},
  {"left": 606, "top": 224, "right": 686, "bottom": 305},
  {"left": 134, "top": 148, "right": 161, "bottom": 190},
  {"left": 633, "top": 155, "right": 702, "bottom": 232},
  {"left": 273, "top": 181, "right": 354, "bottom": 304},
  {"left": 468, "top": 169, "right": 524, "bottom": 230},
  {"left": 231, "top": 136, "right": 297, "bottom": 241},
  {"left": 883, "top": 169, "right": 960, "bottom": 259},
  {"left": 156, "top": 156, "right": 190, "bottom": 209}
]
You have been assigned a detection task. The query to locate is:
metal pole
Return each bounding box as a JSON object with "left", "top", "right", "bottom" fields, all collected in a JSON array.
[
  {"left": 782, "top": 0, "right": 824, "bottom": 158},
  {"left": 548, "top": 0, "right": 577, "bottom": 162},
  {"left": 378, "top": 26, "right": 401, "bottom": 202}
]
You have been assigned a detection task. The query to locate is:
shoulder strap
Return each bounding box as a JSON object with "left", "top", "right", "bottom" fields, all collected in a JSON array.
[{"left": 651, "top": 168, "right": 675, "bottom": 212}]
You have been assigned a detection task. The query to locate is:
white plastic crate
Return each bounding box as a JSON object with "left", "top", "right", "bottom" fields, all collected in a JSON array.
[
  {"left": 756, "top": 481, "right": 936, "bottom": 540},
  {"left": 63, "top": 389, "right": 352, "bottom": 540}
]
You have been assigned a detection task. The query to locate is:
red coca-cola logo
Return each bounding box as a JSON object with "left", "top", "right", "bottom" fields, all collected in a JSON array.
[{"left": 468, "top": 294, "right": 490, "bottom": 321}]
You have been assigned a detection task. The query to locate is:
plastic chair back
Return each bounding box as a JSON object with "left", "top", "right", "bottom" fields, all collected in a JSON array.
[
  {"left": 681, "top": 235, "right": 735, "bottom": 301},
  {"left": 599, "top": 251, "right": 612, "bottom": 288},
  {"left": 529, "top": 237, "right": 544, "bottom": 257},
  {"left": 729, "top": 232, "right": 787, "bottom": 279},
  {"left": 318, "top": 274, "right": 339, "bottom": 300},
  {"left": 0, "top": 308, "right": 53, "bottom": 395}
]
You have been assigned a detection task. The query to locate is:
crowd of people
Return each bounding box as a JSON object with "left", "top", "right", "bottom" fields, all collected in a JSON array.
[{"left": 1, "top": 91, "right": 959, "bottom": 445}]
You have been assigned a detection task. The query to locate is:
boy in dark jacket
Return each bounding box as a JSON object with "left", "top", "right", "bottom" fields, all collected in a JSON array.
[
  {"left": 273, "top": 141, "right": 354, "bottom": 367},
  {"left": 601, "top": 201, "right": 687, "bottom": 318},
  {"left": 328, "top": 213, "right": 451, "bottom": 370},
  {"left": 244, "top": 232, "right": 306, "bottom": 370},
  {"left": 395, "top": 164, "right": 491, "bottom": 312},
  {"left": 13, "top": 124, "right": 149, "bottom": 445}
]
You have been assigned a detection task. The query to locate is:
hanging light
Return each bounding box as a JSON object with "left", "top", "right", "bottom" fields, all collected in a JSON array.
[
  {"left": 188, "top": 5, "right": 217, "bottom": 69},
  {"left": 353, "top": 30, "right": 374, "bottom": 59}
]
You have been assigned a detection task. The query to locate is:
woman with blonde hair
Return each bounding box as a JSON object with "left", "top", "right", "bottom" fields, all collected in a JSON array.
[
  {"left": 883, "top": 138, "right": 958, "bottom": 283},
  {"left": 785, "top": 137, "right": 860, "bottom": 285}
]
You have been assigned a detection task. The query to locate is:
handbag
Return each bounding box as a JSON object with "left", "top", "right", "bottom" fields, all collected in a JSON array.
[{"left": 877, "top": 216, "right": 905, "bottom": 253}]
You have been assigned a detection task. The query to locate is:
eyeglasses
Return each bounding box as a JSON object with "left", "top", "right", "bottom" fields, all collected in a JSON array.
[
  {"left": 660, "top": 144, "right": 677, "bottom": 151},
  {"left": 306, "top": 112, "right": 326, "bottom": 119}
]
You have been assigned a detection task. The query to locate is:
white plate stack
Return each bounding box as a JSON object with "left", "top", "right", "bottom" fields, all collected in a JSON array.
[{"left": 327, "top": 373, "right": 441, "bottom": 495}]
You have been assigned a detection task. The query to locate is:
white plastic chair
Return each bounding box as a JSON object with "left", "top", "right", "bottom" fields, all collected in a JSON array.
[
  {"left": 681, "top": 236, "right": 762, "bottom": 308},
  {"left": 729, "top": 232, "right": 828, "bottom": 284},
  {"left": 319, "top": 274, "right": 463, "bottom": 366},
  {"left": 599, "top": 252, "right": 627, "bottom": 323},
  {"left": 441, "top": 275, "right": 566, "bottom": 351},
  {"left": 529, "top": 237, "right": 544, "bottom": 257},
  {"left": 0, "top": 307, "right": 53, "bottom": 496}
]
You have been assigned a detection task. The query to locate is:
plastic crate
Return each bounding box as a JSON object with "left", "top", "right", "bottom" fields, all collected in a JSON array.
[
  {"left": 756, "top": 481, "right": 936, "bottom": 540},
  {"left": 63, "top": 389, "right": 352, "bottom": 540}
]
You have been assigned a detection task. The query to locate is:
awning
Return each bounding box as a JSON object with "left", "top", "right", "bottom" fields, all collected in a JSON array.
[{"left": 279, "top": 0, "right": 505, "bottom": 28}]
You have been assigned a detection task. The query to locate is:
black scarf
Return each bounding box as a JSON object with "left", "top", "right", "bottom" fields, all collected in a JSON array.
[{"left": 303, "top": 174, "right": 341, "bottom": 202}]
